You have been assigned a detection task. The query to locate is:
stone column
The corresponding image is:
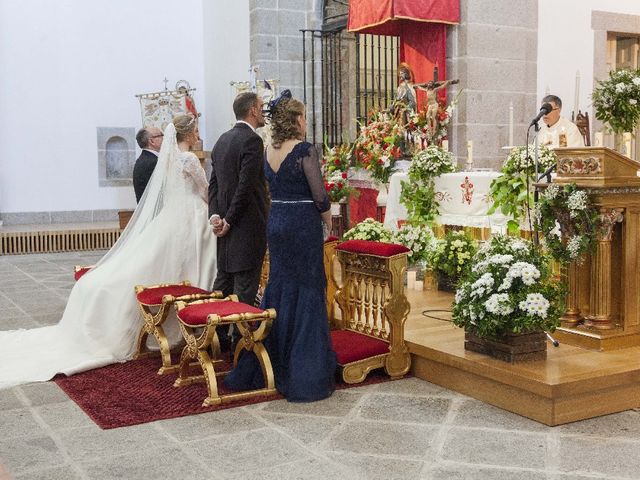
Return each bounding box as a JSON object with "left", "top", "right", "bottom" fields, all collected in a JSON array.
[
  {"left": 446, "top": 0, "right": 538, "bottom": 169},
  {"left": 249, "top": 0, "right": 323, "bottom": 129}
]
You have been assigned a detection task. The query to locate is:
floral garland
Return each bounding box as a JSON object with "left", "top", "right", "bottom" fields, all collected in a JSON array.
[
  {"left": 452, "top": 235, "right": 564, "bottom": 339},
  {"left": 343, "top": 218, "right": 393, "bottom": 242},
  {"left": 488, "top": 145, "right": 557, "bottom": 233},
  {"left": 535, "top": 183, "right": 599, "bottom": 264},
  {"left": 399, "top": 145, "right": 457, "bottom": 224},
  {"left": 592, "top": 68, "right": 640, "bottom": 134}
]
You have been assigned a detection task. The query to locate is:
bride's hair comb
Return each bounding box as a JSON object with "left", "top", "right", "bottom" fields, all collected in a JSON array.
[{"left": 265, "top": 89, "right": 292, "bottom": 118}]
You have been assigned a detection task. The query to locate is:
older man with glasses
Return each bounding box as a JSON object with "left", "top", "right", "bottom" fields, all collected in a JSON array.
[
  {"left": 133, "top": 126, "right": 164, "bottom": 202},
  {"left": 539, "top": 94, "right": 585, "bottom": 148}
]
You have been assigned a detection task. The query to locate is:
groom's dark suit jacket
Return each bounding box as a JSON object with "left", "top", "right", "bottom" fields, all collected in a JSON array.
[
  {"left": 132, "top": 150, "right": 158, "bottom": 203},
  {"left": 209, "top": 123, "right": 269, "bottom": 273}
]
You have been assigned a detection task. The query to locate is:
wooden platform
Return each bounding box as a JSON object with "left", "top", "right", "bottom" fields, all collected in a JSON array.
[{"left": 404, "top": 289, "right": 640, "bottom": 426}]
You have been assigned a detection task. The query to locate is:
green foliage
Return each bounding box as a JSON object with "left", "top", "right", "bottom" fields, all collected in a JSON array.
[
  {"left": 399, "top": 146, "right": 456, "bottom": 224},
  {"left": 487, "top": 145, "right": 558, "bottom": 233}
]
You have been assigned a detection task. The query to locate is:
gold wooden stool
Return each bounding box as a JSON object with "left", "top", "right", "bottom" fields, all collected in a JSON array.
[
  {"left": 73, "top": 265, "right": 94, "bottom": 281},
  {"left": 333, "top": 240, "right": 412, "bottom": 384},
  {"left": 174, "top": 296, "right": 277, "bottom": 407},
  {"left": 133, "top": 281, "right": 222, "bottom": 374}
]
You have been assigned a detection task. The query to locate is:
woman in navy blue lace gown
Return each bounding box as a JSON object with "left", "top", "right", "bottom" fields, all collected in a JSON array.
[{"left": 224, "top": 92, "right": 336, "bottom": 402}]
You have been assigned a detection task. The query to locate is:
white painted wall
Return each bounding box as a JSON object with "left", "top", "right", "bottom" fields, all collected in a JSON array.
[
  {"left": 203, "top": 0, "right": 250, "bottom": 150},
  {"left": 0, "top": 0, "right": 250, "bottom": 215},
  {"left": 537, "top": 0, "right": 640, "bottom": 117}
]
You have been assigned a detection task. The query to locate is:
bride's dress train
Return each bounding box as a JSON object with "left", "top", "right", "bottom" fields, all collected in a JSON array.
[{"left": 0, "top": 124, "right": 216, "bottom": 389}]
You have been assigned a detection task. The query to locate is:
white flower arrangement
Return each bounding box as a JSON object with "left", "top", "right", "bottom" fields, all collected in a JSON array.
[
  {"left": 392, "top": 223, "right": 437, "bottom": 265},
  {"left": 451, "top": 235, "right": 564, "bottom": 339},
  {"left": 343, "top": 218, "right": 393, "bottom": 243},
  {"left": 592, "top": 68, "right": 640, "bottom": 134}
]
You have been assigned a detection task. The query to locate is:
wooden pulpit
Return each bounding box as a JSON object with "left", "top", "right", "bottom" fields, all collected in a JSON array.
[{"left": 547, "top": 147, "right": 640, "bottom": 350}]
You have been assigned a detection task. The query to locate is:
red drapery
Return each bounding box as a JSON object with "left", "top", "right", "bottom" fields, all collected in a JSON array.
[{"left": 348, "top": 0, "right": 459, "bottom": 107}]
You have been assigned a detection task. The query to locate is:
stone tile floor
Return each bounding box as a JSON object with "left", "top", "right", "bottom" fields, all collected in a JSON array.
[{"left": 1, "top": 251, "right": 640, "bottom": 479}]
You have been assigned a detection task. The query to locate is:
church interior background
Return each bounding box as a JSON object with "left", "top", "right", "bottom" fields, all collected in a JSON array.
[{"left": 3, "top": 1, "right": 640, "bottom": 479}]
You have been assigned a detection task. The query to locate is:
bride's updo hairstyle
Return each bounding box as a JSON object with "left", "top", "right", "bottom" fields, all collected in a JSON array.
[
  {"left": 270, "top": 98, "right": 305, "bottom": 149},
  {"left": 173, "top": 114, "right": 197, "bottom": 142}
]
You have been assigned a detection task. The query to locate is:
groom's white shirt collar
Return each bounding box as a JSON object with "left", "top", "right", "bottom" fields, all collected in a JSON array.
[
  {"left": 236, "top": 120, "right": 256, "bottom": 133},
  {"left": 142, "top": 148, "right": 159, "bottom": 156}
]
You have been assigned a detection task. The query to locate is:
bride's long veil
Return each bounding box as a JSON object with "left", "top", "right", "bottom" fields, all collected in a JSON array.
[{"left": 94, "top": 123, "right": 181, "bottom": 267}]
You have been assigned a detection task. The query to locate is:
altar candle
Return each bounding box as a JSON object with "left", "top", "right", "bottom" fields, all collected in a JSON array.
[
  {"left": 414, "top": 280, "right": 424, "bottom": 291},
  {"left": 594, "top": 131, "right": 603, "bottom": 147},
  {"left": 442, "top": 139, "right": 449, "bottom": 151},
  {"left": 407, "top": 271, "right": 416, "bottom": 290},
  {"left": 574, "top": 70, "right": 581, "bottom": 117},
  {"left": 624, "top": 132, "right": 632, "bottom": 157},
  {"left": 467, "top": 140, "right": 473, "bottom": 165},
  {"left": 508, "top": 101, "right": 514, "bottom": 146}
]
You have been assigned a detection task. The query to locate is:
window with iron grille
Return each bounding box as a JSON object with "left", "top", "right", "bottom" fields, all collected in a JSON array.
[{"left": 302, "top": 2, "right": 400, "bottom": 147}]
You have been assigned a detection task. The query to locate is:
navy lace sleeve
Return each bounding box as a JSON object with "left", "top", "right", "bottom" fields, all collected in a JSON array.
[{"left": 301, "top": 145, "right": 330, "bottom": 213}]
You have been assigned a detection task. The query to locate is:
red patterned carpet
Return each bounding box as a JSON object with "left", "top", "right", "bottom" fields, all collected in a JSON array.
[{"left": 54, "top": 355, "right": 400, "bottom": 429}]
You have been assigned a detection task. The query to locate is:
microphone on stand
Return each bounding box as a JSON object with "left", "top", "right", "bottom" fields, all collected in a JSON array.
[
  {"left": 537, "top": 163, "right": 556, "bottom": 183},
  {"left": 529, "top": 103, "right": 553, "bottom": 127}
]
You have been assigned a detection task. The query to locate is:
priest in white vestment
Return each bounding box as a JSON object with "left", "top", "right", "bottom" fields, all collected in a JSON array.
[{"left": 539, "top": 94, "right": 584, "bottom": 148}]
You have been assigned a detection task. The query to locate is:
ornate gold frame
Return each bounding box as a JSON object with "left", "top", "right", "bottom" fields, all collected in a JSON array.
[
  {"left": 133, "top": 280, "right": 222, "bottom": 375},
  {"left": 333, "top": 248, "right": 411, "bottom": 384},
  {"left": 173, "top": 296, "right": 277, "bottom": 407}
]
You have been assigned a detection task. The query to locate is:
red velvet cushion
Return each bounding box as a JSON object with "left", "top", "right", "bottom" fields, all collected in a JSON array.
[
  {"left": 177, "top": 300, "right": 265, "bottom": 326},
  {"left": 74, "top": 267, "right": 92, "bottom": 281},
  {"left": 136, "top": 285, "right": 210, "bottom": 305},
  {"left": 337, "top": 240, "right": 410, "bottom": 257},
  {"left": 330, "top": 329, "right": 389, "bottom": 365},
  {"left": 325, "top": 236, "right": 339, "bottom": 243}
]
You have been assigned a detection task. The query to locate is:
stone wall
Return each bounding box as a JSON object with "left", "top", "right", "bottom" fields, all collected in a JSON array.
[
  {"left": 249, "top": 0, "right": 323, "bottom": 102},
  {"left": 447, "top": 0, "right": 539, "bottom": 169}
]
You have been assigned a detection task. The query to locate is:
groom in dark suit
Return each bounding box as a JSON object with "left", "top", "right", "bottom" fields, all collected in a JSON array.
[
  {"left": 133, "top": 126, "right": 164, "bottom": 202},
  {"left": 209, "top": 92, "right": 269, "bottom": 317}
]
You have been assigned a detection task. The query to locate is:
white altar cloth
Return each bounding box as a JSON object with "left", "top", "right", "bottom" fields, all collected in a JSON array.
[{"left": 384, "top": 170, "right": 509, "bottom": 230}]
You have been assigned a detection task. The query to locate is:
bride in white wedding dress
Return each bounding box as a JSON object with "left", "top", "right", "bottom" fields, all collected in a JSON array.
[{"left": 0, "top": 114, "right": 216, "bottom": 389}]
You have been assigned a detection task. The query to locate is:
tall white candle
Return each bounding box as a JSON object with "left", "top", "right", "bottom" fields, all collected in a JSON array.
[
  {"left": 574, "top": 70, "right": 580, "bottom": 116},
  {"left": 467, "top": 140, "right": 473, "bottom": 166},
  {"left": 624, "top": 132, "right": 632, "bottom": 157},
  {"left": 594, "top": 131, "right": 603, "bottom": 147},
  {"left": 508, "top": 101, "right": 514, "bottom": 146},
  {"left": 407, "top": 271, "right": 416, "bottom": 290},
  {"left": 442, "top": 139, "right": 449, "bottom": 151}
]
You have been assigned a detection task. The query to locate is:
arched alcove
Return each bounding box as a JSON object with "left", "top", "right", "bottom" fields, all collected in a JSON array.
[
  {"left": 97, "top": 127, "right": 135, "bottom": 187},
  {"left": 105, "top": 136, "right": 130, "bottom": 179}
]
